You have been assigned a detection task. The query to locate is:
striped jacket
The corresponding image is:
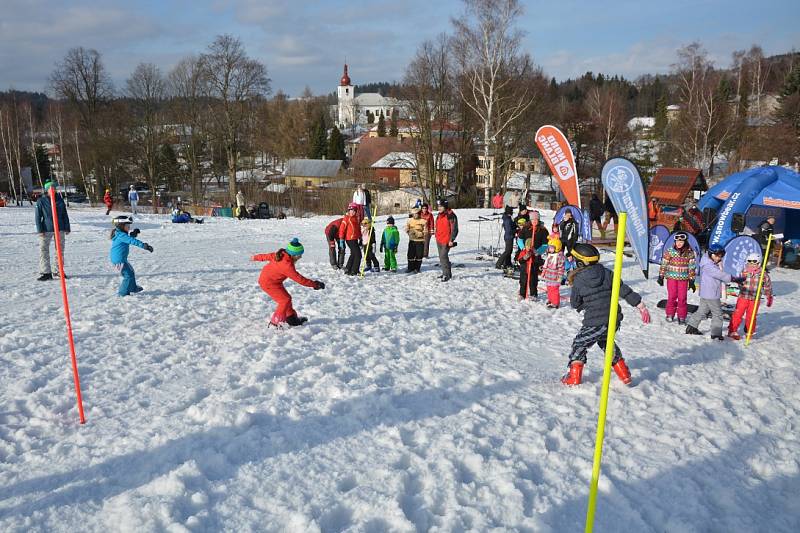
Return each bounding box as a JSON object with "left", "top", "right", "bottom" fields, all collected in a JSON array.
[
  {"left": 541, "top": 252, "right": 566, "bottom": 285},
  {"left": 659, "top": 247, "right": 696, "bottom": 281},
  {"left": 738, "top": 264, "right": 773, "bottom": 300}
]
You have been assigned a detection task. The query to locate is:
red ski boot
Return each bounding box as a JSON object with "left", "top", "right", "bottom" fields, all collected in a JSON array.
[
  {"left": 561, "top": 362, "right": 584, "bottom": 386},
  {"left": 612, "top": 358, "right": 632, "bottom": 385},
  {"left": 727, "top": 330, "right": 741, "bottom": 341}
]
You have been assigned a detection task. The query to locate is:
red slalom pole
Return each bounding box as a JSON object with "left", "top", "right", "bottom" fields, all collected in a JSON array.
[{"left": 48, "top": 186, "right": 86, "bottom": 424}]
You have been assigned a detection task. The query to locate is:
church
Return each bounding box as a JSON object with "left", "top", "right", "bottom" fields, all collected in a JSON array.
[{"left": 336, "top": 64, "right": 402, "bottom": 130}]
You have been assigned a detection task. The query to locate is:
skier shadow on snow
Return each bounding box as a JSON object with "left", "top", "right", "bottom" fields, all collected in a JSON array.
[
  {"left": 632, "top": 343, "right": 746, "bottom": 384},
  {"left": 536, "top": 432, "right": 800, "bottom": 532},
  {"left": 0, "top": 379, "right": 522, "bottom": 520},
  {"left": 312, "top": 306, "right": 491, "bottom": 326}
]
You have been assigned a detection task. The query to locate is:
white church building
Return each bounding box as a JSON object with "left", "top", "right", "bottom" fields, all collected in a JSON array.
[{"left": 335, "top": 64, "right": 402, "bottom": 130}]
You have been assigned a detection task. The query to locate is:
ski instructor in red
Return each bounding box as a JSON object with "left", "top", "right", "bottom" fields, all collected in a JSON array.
[{"left": 252, "top": 238, "right": 325, "bottom": 327}]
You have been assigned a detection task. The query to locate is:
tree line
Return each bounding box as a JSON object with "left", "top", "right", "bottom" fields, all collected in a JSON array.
[{"left": 1, "top": 0, "right": 798, "bottom": 208}]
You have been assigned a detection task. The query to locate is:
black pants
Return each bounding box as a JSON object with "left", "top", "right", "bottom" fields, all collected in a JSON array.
[
  {"left": 345, "top": 240, "right": 362, "bottom": 274},
  {"left": 519, "top": 259, "right": 539, "bottom": 298},
  {"left": 407, "top": 240, "right": 424, "bottom": 272},
  {"left": 364, "top": 244, "right": 379, "bottom": 270},
  {"left": 496, "top": 238, "right": 513, "bottom": 268},
  {"left": 569, "top": 325, "right": 621, "bottom": 365},
  {"left": 328, "top": 241, "right": 345, "bottom": 268}
]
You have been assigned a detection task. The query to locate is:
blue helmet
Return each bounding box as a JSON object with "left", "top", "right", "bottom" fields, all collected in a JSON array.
[{"left": 708, "top": 245, "right": 726, "bottom": 257}]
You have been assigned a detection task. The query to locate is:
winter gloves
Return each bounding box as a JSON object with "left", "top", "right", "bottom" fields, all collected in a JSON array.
[
  {"left": 143, "top": 243, "right": 154, "bottom": 253},
  {"left": 689, "top": 280, "right": 696, "bottom": 292},
  {"left": 656, "top": 276, "right": 664, "bottom": 286},
  {"left": 637, "top": 302, "right": 651, "bottom": 324},
  {"left": 130, "top": 228, "right": 140, "bottom": 238},
  {"left": 313, "top": 280, "right": 325, "bottom": 290},
  {"left": 731, "top": 276, "right": 746, "bottom": 284}
]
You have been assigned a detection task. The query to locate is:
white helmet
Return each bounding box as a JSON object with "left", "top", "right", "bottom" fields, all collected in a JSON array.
[{"left": 746, "top": 252, "right": 761, "bottom": 262}]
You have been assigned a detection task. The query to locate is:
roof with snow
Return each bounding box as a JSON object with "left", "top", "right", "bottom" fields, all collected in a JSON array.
[
  {"left": 354, "top": 93, "right": 399, "bottom": 107},
  {"left": 506, "top": 172, "right": 557, "bottom": 192},
  {"left": 628, "top": 117, "right": 655, "bottom": 130},
  {"left": 372, "top": 152, "right": 457, "bottom": 170},
  {"left": 284, "top": 159, "right": 342, "bottom": 178}
]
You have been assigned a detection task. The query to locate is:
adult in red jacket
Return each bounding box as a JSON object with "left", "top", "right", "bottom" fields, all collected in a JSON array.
[
  {"left": 325, "top": 216, "right": 346, "bottom": 269},
  {"left": 338, "top": 203, "right": 363, "bottom": 275},
  {"left": 252, "top": 238, "right": 325, "bottom": 326},
  {"left": 420, "top": 203, "right": 435, "bottom": 257},
  {"left": 435, "top": 199, "right": 459, "bottom": 281},
  {"left": 103, "top": 189, "right": 114, "bottom": 215}
]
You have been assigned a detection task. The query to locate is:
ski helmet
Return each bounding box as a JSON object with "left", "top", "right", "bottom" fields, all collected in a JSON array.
[
  {"left": 437, "top": 198, "right": 448, "bottom": 208},
  {"left": 746, "top": 252, "right": 761, "bottom": 262},
  {"left": 548, "top": 235, "right": 563, "bottom": 253},
  {"left": 708, "top": 245, "right": 726, "bottom": 257},
  {"left": 571, "top": 243, "right": 600, "bottom": 266},
  {"left": 112, "top": 215, "right": 133, "bottom": 229}
]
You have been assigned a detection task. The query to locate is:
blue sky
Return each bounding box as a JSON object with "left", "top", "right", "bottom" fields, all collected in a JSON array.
[{"left": 1, "top": 0, "right": 798, "bottom": 96}]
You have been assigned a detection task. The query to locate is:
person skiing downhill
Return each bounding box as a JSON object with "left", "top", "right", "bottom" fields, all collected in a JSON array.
[
  {"left": 727, "top": 252, "right": 774, "bottom": 340},
  {"left": 109, "top": 215, "right": 153, "bottom": 296},
  {"left": 251, "top": 238, "right": 325, "bottom": 327},
  {"left": 562, "top": 243, "right": 651, "bottom": 386},
  {"left": 657, "top": 231, "right": 696, "bottom": 325}
]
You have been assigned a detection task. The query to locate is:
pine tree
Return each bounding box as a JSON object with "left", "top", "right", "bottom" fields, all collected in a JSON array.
[
  {"left": 158, "top": 144, "right": 182, "bottom": 191},
  {"left": 367, "top": 110, "right": 375, "bottom": 124},
  {"left": 308, "top": 111, "right": 327, "bottom": 159},
  {"left": 653, "top": 96, "right": 668, "bottom": 140},
  {"left": 29, "top": 144, "right": 52, "bottom": 185},
  {"left": 377, "top": 110, "right": 386, "bottom": 137},
  {"left": 327, "top": 125, "right": 346, "bottom": 162},
  {"left": 389, "top": 108, "right": 399, "bottom": 137}
]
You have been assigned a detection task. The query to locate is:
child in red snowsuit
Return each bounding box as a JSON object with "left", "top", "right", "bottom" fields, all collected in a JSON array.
[
  {"left": 727, "top": 253, "right": 774, "bottom": 339},
  {"left": 252, "top": 238, "right": 325, "bottom": 327}
]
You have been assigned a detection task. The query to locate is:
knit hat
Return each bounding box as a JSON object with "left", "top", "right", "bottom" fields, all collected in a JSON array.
[
  {"left": 44, "top": 180, "right": 56, "bottom": 190},
  {"left": 347, "top": 202, "right": 358, "bottom": 211},
  {"left": 387, "top": 216, "right": 395, "bottom": 224},
  {"left": 286, "top": 238, "right": 304, "bottom": 256}
]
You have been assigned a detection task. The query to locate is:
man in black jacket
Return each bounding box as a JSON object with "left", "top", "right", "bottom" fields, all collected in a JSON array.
[
  {"left": 562, "top": 243, "right": 651, "bottom": 386},
  {"left": 757, "top": 216, "right": 776, "bottom": 250},
  {"left": 589, "top": 194, "right": 604, "bottom": 238},
  {"left": 495, "top": 205, "right": 515, "bottom": 271},
  {"left": 34, "top": 180, "right": 71, "bottom": 281}
]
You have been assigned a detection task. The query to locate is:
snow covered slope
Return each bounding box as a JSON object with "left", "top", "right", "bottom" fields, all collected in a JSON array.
[{"left": 1, "top": 206, "right": 798, "bottom": 532}]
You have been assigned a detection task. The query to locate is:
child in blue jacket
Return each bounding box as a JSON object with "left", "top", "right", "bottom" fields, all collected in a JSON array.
[{"left": 109, "top": 216, "right": 154, "bottom": 296}]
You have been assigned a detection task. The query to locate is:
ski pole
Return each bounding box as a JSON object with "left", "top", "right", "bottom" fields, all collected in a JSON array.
[
  {"left": 745, "top": 233, "right": 776, "bottom": 346},
  {"left": 585, "top": 212, "right": 627, "bottom": 532},
  {"left": 49, "top": 186, "right": 86, "bottom": 424}
]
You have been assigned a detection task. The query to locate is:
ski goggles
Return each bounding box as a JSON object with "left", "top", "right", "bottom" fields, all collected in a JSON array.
[
  {"left": 673, "top": 233, "right": 688, "bottom": 241},
  {"left": 746, "top": 259, "right": 760, "bottom": 264}
]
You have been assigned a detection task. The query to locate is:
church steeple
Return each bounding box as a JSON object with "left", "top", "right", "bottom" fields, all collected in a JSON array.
[{"left": 340, "top": 64, "right": 351, "bottom": 86}]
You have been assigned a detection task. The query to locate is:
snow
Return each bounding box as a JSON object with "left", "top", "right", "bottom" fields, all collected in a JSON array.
[{"left": 1, "top": 206, "right": 799, "bottom": 532}]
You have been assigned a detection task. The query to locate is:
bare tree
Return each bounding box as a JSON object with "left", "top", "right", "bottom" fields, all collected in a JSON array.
[
  {"left": 0, "top": 105, "right": 19, "bottom": 202},
  {"left": 670, "top": 43, "right": 736, "bottom": 177},
  {"left": 127, "top": 63, "right": 167, "bottom": 202},
  {"left": 404, "top": 34, "right": 456, "bottom": 203},
  {"left": 586, "top": 84, "right": 628, "bottom": 162},
  {"left": 451, "top": 0, "right": 535, "bottom": 206},
  {"left": 169, "top": 55, "right": 209, "bottom": 203},
  {"left": 201, "top": 34, "right": 270, "bottom": 203}
]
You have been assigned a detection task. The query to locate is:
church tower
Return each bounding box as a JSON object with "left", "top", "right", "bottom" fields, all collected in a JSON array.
[{"left": 337, "top": 64, "right": 354, "bottom": 129}]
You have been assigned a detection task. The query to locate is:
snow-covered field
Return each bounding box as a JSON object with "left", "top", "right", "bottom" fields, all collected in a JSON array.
[{"left": 1, "top": 205, "right": 799, "bottom": 532}]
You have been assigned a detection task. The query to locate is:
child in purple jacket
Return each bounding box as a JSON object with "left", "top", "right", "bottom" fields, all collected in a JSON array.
[{"left": 685, "top": 245, "right": 744, "bottom": 340}]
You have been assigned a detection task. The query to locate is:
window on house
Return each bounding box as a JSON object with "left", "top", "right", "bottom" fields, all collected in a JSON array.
[
  {"left": 346, "top": 88, "right": 349, "bottom": 94},
  {"left": 305, "top": 180, "right": 312, "bottom": 187}
]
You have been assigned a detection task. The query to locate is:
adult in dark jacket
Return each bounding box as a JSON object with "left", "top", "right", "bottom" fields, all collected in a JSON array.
[
  {"left": 325, "top": 217, "right": 346, "bottom": 269},
  {"left": 35, "top": 181, "right": 71, "bottom": 281},
  {"left": 562, "top": 243, "right": 651, "bottom": 386},
  {"left": 589, "top": 194, "right": 604, "bottom": 237},
  {"left": 495, "top": 205, "right": 515, "bottom": 270},
  {"left": 435, "top": 199, "right": 459, "bottom": 281},
  {"left": 756, "top": 217, "right": 776, "bottom": 250},
  {"left": 602, "top": 195, "right": 618, "bottom": 234},
  {"left": 558, "top": 210, "right": 579, "bottom": 255}
]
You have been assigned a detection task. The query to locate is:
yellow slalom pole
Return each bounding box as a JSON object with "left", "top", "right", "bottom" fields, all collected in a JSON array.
[
  {"left": 745, "top": 233, "right": 773, "bottom": 346},
  {"left": 585, "top": 212, "right": 628, "bottom": 533},
  {"left": 359, "top": 206, "right": 378, "bottom": 278}
]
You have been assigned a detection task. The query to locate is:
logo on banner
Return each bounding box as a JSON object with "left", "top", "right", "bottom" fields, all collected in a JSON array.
[
  {"left": 555, "top": 160, "right": 574, "bottom": 180},
  {"left": 607, "top": 166, "right": 635, "bottom": 194},
  {"left": 650, "top": 235, "right": 664, "bottom": 261}
]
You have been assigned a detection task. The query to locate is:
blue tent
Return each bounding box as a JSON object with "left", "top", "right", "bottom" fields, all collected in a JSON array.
[{"left": 698, "top": 166, "right": 800, "bottom": 247}]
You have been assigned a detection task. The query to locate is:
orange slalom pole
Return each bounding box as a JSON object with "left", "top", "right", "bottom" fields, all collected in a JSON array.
[{"left": 48, "top": 186, "right": 86, "bottom": 424}]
